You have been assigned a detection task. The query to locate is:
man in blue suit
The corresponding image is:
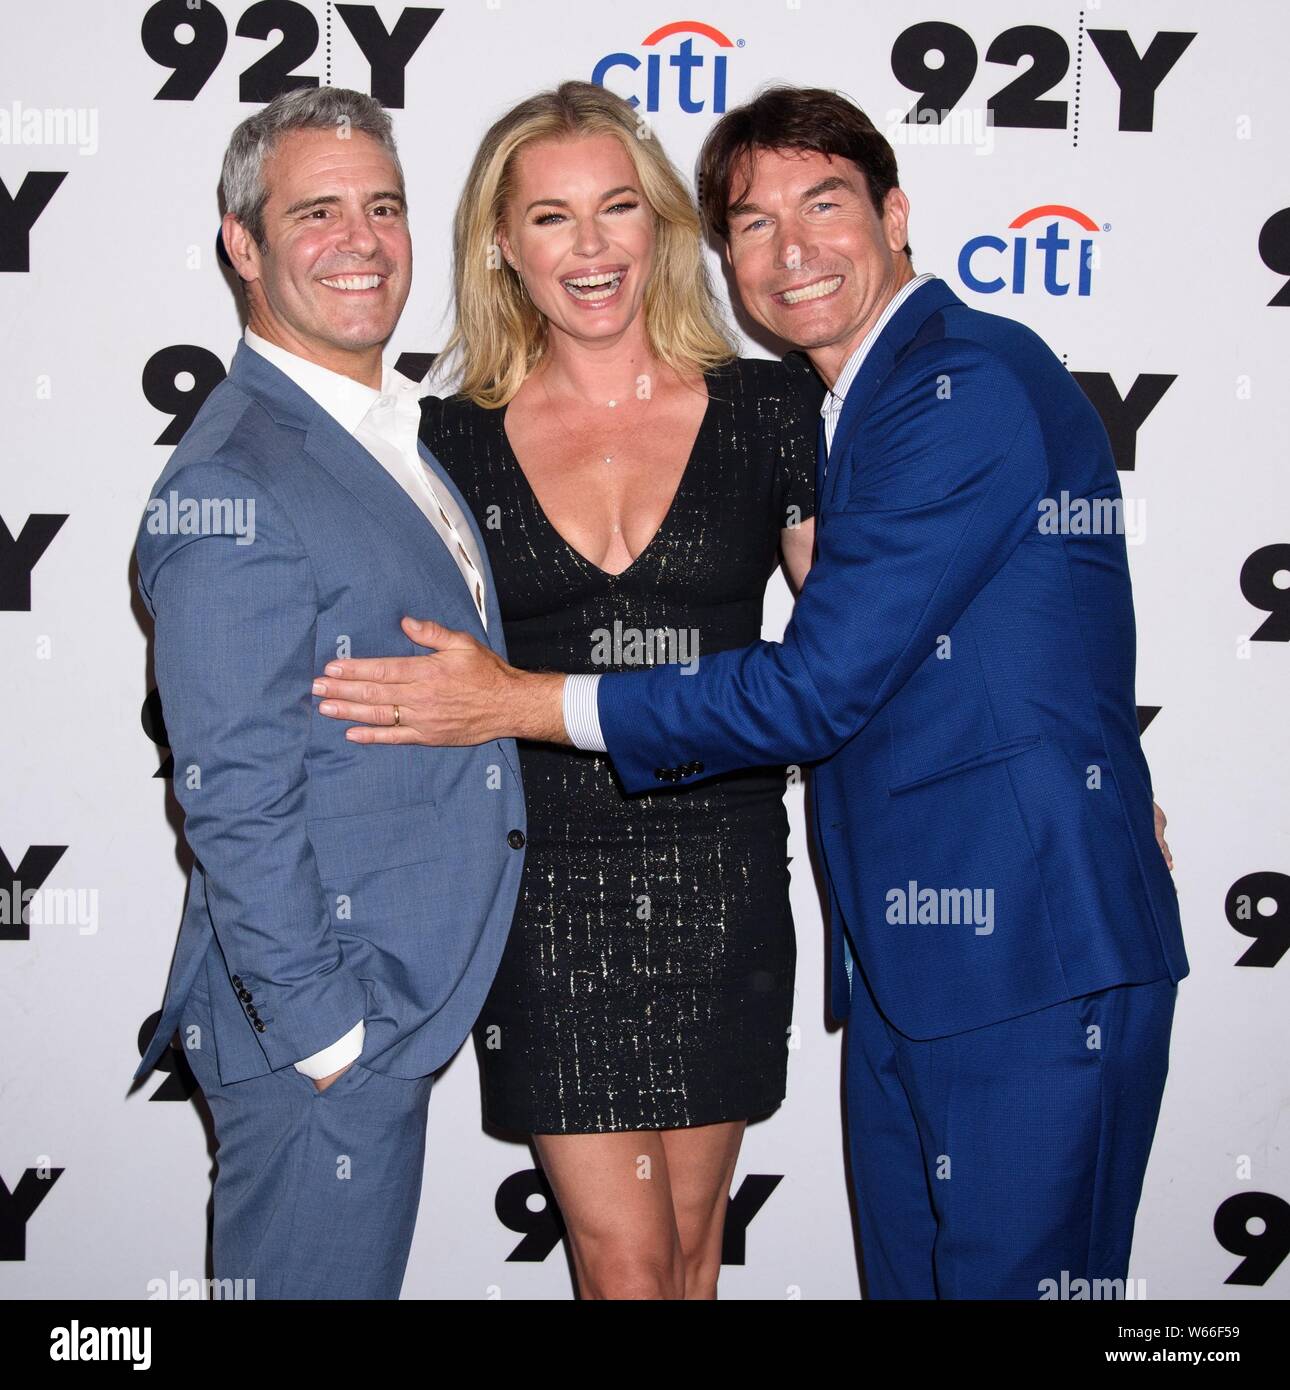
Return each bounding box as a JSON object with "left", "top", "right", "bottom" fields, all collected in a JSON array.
[
  {"left": 313, "top": 88, "right": 1186, "bottom": 1298},
  {"left": 133, "top": 88, "right": 526, "bottom": 1298}
]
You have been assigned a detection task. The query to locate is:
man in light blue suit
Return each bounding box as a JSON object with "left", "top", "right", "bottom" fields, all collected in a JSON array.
[
  {"left": 132, "top": 89, "right": 525, "bottom": 1298},
  {"left": 314, "top": 88, "right": 1187, "bottom": 1299}
]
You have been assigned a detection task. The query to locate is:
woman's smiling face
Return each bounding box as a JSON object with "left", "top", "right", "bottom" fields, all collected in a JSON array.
[{"left": 498, "top": 133, "right": 656, "bottom": 348}]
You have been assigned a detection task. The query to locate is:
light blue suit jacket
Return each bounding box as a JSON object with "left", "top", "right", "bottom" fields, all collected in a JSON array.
[
  {"left": 597, "top": 279, "right": 1187, "bottom": 1038},
  {"left": 133, "top": 342, "right": 525, "bottom": 1084}
]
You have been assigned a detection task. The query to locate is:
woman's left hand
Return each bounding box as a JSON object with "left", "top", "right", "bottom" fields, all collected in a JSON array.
[
  {"left": 1153, "top": 800, "right": 1173, "bottom": 870},
  {"left": 312, "top": 616, "right": 516, "bottom": 746}
]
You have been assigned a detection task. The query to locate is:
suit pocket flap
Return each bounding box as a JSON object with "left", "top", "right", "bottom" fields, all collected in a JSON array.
[
  {"left": 306, "top": 801, "right": 443, "bottom": 883},
  {"left": 888, "top": 735, "right": 1043, "bottom": 795}
]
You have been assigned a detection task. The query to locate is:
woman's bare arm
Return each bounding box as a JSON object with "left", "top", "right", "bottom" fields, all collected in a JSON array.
[{"left": 780, "top": 516, "right": 816, "bottom": 596}]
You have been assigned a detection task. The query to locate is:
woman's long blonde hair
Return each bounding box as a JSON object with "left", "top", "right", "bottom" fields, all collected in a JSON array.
[{"left": 437, "top": 81, "right": 737, "bottom": 408}]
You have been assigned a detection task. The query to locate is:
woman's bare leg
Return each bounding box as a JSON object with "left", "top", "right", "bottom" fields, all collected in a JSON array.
[
  {"left": 533, "top": 1120, "right": 747, "bottom": 1300},
  {"left": 659, "top": 1120, "right": 746, "bottom": 1299},
  {"left": 533, "top": 1129, "right": 684, "bottom": 1299}
]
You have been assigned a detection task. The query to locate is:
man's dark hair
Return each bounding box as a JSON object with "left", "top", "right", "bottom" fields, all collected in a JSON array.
[{"left": 697, "top": 85, "right": 911, "bottom": 260}]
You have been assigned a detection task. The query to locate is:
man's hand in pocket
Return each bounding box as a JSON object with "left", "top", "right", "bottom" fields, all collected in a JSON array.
[{"left": 314, "top": 1061, "right": 355, "bottom": 1093}]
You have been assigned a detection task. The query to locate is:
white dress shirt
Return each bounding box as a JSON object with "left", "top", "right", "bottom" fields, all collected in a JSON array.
[
  {"left": 243, "top": 327, "right": 489, "bottom": 1078},
  {"left": 561, "top": 272, "right": 940, "bottom": 753}
]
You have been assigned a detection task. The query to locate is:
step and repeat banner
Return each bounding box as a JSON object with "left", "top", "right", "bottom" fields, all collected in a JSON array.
[{"left": 1, "top": 0, "right": 1286, "bottom": 1300}]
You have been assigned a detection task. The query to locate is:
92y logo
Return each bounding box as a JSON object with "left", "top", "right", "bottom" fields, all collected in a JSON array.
[
  {"left": 141, "top": 0, "right": 441, "bottom": 107},
  {"left": 0, "top": 172, "right": 66, "bottom": 273},
  {"left": 892, "top": 21, "right": 1195, "bottom": 132},
  {"left": 497, "top": 1168, "right": 781, "bottom": 1264}
]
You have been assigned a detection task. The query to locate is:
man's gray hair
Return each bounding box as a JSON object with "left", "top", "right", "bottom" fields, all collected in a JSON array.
[{"left": 220, "top": 87, "right": 404, "bottom": 250}]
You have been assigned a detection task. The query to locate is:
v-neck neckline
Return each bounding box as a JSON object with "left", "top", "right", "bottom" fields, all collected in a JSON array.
[{"left": 499, "top": 367, "right": 720, "bottom": 580}]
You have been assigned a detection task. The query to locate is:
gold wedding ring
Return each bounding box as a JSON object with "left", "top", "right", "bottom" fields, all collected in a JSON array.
[{"left": 392, "top": 704, "right": 401, "bottom": 727}]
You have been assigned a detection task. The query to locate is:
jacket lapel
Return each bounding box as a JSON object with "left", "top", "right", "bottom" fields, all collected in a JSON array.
[
  {"left": 820, "top": 277, "right": 962, "bottom": 514},
  {"left": 301, "top": 415, "right": 490, "bottom": 646},
  {"left": 413, "top": 435, "right": 522, "bottom": 785},
  {"left": 414, "top": 436, "right": 507, "bottom": 651},
  {"left": 230, "top": 343, "right": 488, "bottom": 645},
  {"left": 229, "top": 345, "right": 523, "bottom": 784}
]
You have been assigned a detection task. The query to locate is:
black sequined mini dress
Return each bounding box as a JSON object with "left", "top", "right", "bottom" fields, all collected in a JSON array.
[{"left": 419, "top": 356, "right": 817, "bottom": 1133}]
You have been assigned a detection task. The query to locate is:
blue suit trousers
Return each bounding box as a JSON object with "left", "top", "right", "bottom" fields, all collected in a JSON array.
[
  {"left": 179, "top": 977, "right": 434, "bottom": 1299},
  {"left": 843, "top": 949, "right": 1177, "bottom": 1299}
]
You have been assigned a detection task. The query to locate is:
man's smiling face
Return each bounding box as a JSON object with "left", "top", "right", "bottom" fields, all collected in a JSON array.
[
  {"left": 723, "top": 145, "right": 912, "bottom": 382},
  {"left": 224, "top": 127, "right": 411, "bottom": 377}
]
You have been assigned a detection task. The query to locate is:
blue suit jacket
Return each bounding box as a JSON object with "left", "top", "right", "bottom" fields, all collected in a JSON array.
[
  {"left": 133, "top": 342, "right": 525, "bottom": 1083},
  {"left": 598, "top": 278, "right": 1187, "bottom": 1038}
]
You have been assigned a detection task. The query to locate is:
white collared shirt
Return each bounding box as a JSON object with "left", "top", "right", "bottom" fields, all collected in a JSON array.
[
  {"left": 561, "top": 272, "right": 939, "bottom": 754},
  {"left": 243, "top": 327, "right": 488, "bottom": 1079}
]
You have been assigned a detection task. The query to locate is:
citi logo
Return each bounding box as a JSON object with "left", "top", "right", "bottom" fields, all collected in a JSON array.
[
  {"left": 958, "top": 205, "right": 1105, "bottom": 298},
  {"left": 592, "top": 21, "right": 736, "bottom": 114}
]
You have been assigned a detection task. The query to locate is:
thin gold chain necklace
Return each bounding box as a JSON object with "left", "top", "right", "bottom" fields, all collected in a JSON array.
[{"left": 538, "top": 362, "right": 660, "bottom": 465}]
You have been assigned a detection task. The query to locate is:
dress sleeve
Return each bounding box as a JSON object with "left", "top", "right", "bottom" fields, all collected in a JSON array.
[{"left": 774, "top": 352, "right": 822, "bottom": 527}]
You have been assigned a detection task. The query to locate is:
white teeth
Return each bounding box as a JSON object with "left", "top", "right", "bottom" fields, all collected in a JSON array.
[
  {"left": 780, "top": 275, "right": 842, "bottom": 304},
  {"left": 320, "top": 274, "right": 383, "bottom": 290},
  {"left": 563, "top": 271, "right": 625, "bottom": 301}
]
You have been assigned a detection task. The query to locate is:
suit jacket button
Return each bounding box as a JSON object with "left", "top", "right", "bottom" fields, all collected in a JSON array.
[
  {"left": 231, "top": 975, "right": 243, "bottom": 987},
  {"left": 237, "top": 989, "right": 253, "bottom": 1003},
  {"left": 507, "top": 829, "right": 525, "bottom": 849},
  {"left": 253, "top": 1020, "right": 266, "bottom": 1032}
]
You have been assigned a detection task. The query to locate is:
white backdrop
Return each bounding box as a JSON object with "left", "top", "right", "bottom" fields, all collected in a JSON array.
[{"left": 1, "top": 0, "right": 1286, "bottom": 1300}]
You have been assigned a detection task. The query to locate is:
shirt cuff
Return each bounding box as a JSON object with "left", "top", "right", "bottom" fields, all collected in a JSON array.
[
  {"left": 562, "top": 673, "right": 607, "bottom": 752},
  {"left": 293, "top": 1019, "right": 365, "bottom": 1079}
]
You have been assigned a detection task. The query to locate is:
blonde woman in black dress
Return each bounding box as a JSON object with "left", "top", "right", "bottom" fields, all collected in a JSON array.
[{"left": 356, "top": 83, "right": 815, "bottom": 1298}]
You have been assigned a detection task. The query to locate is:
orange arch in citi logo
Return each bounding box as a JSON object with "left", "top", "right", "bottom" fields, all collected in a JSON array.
[
  {"left": 1008, "top": 205, "right": 1100, "bottom": 233},
  {"left": 640, "top": 20, "right": 734, "bottom": 47},
  {"left": 960, "top": 204, "right": 1104, "bottom": 297},
  {"left": 592, "top": 21, "right": 737, "bottom": 113}
]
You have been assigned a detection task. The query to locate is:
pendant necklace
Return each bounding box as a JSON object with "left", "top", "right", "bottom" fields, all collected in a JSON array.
[{"left": 539, "top": 363, "right": 660, "bottom": 467}]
